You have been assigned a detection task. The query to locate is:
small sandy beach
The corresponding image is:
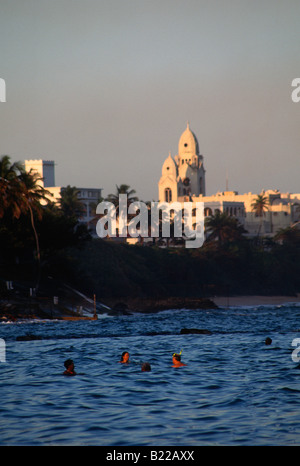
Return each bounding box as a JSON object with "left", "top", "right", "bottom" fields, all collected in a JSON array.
[{"left": 213, "top": 294, "right": 300, "bottom": 307}]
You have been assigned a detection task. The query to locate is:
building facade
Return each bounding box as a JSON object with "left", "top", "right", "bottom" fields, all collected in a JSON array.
[
  {"left": 159, "top": 122, "right": 205, "bottom": 203},
  {"left": 24, "top": 159, "right": 102, "bottom": 230},
  {"left": 158, "top": 125, "right": 300, "bottom": 237}
]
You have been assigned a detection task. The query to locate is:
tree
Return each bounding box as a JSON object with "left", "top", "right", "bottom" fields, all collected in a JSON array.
[
  {"left": 0, "top": 155, "right": 24, "bottom": 218},
  {"left": 106, "top": 184, "right": 138, "bottom": 209},
  {"left": 0, "top": 156, "right": 52, "bottom": 290},
  {"left": 59, "top": 185, "right": 85, "bottom": 219},
  {"left": 274, "top": 225, "right": 300, "bottom": 246},
  {"left": 205, "top": 211, "right": 246, "bottom": 248},
  {"left": 105, "top": 185, "right": 138, "bottom": 237},
  {"left": 14, "top": 169, "right": 52, "bottom": 290},
  {"left": 0, "top": 155, "right": 23, "bottom": 181},
  {"left": 251, "top": 193, "right": 269, "bottom": 237}
]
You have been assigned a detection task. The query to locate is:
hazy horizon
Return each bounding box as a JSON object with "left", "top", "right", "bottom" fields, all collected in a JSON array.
[{"left": 0, "top": 0, "right": 299, "bottom": 201}]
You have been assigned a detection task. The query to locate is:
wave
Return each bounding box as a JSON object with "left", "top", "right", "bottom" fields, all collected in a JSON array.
[{"left": 218, "top": 302, "right": 300, "bottom": 310}]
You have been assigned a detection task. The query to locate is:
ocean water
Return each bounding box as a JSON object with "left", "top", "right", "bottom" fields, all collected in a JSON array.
[{"left": 1, "top": 303, "right": 300, "bottom": 446}]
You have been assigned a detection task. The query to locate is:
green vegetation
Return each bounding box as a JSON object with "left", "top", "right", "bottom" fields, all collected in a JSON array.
[
  {"left": 47, "top": 222, "right": 300, "bottom": 300},
  {"left": 251, "top": 193, "right": 269, "bottom": 238},
  {"left": 1, "top": 156, "right": 300, "bottom": 303},
  {"left": 0, "top": 156, "right": 90, "bottom": 295},
  {"left": 106, "top": 184, "right": 139, "bottom": 206}
]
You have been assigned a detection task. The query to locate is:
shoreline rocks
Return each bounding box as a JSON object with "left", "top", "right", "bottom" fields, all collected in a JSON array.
[
  {"left": 107, "top": 297, "right": 218, "bottom": 314},
  {"left": 0, "top": 293, "right": 218, "bottom": 320}
]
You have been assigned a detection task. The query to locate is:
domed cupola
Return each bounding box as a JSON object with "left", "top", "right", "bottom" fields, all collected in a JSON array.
[
  {"left": 178, "top": 122, "right": 200, "bottom": 156},
  {"left": 158, "top": 122, "right": 205, "bottom": 202},
  {"left": 161, "top": 152, "right": 177, "bottom": 178}
]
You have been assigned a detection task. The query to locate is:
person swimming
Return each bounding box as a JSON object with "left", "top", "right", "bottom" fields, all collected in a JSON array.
[
  {"left": 63, "top": 359, "right": 76, "bottom": 376},
  {"left": 119, "top": 351, "right": 130, "bottom": 364},
  {"left": 172, "top": 350, "right": 186, "bottom": 367},
  {"left": 141, "top": 362, "right": 151, "bottom": 372}
]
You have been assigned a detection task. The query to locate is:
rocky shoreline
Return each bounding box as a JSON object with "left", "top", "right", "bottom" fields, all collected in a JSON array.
[
  {"left": 2, "top": 292, "right": 300, "bottom": 322},
  {"left": 0, "top": 293, "right": 218, "bottom": 321},
  {"left": 0, "top": 297, "right": 97, "bottom": 321},
  {"left": 105, "top": 296, "right": 218, "bottom": 314},
  {"left": 2, "top": 285, "right": 300, "bottom": 321}
]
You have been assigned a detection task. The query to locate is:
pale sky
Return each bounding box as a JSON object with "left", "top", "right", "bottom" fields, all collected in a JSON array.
[{"left": 0, "top": 0, "right": 299, "bottom": 201}]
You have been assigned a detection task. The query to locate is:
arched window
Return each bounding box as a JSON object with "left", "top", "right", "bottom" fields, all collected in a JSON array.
[{"left": 165, "top": 188, "right": 172, "bottom": 202}]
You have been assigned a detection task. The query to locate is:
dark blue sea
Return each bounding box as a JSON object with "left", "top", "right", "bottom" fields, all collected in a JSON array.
[{"left": 1, "top": 302, "right": 300, "bottom": 446}]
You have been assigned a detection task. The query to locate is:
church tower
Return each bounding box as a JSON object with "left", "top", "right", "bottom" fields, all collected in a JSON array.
[{"left": 158, "top": 123, "right": 205, "bottom": 202}]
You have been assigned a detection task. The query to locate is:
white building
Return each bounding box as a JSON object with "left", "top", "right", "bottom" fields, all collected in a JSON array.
[
  {"left": 159, "top": 122, "right": 205, "bottom": 203},
  {"left": 24, "top": 159, "right": 102, "bottom": 229},
  {"left": 158, "top": 124, "right": 300, "bottom": 237},
  {"left": 71, "top": 187, "right": 103, "bottom": 227}
]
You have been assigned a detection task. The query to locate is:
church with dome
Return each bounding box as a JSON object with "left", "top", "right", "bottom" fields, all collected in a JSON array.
[
  {"left": 159, "top": 122, "right": 205, "bottom": 203},
  {"left": 158, "top": 123, "right": 300, "bottom": 237},
  {"left": 21, "top": 123, "right": 300, "bottom": 241}
]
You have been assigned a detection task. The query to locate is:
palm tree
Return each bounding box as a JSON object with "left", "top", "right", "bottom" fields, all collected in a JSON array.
[
  {"left": 0, "top": 156, "right": 52, "bottom": 290},
  {"left": 251, "top": 193, "right": 269, "bottom": 237},
  {"left": 105, "top": 185, "right": 138, "bottom": 236},
  {"left": 16, "top": 169, "right": 52, "bottom": 290},
  {"left": 205, "top": 211, "right": 246, "bottom": 247},
  {"left": 0, "top": 155, "right": 24, "bottom": 218},
  {"left": 59, "top": 185, "right": 85, "bottom": 219},
  {"left": 274, "top": 225, "right": 300, "bottom": 246},
  {"left": 0, "top": 155, "right": 23, "bottom": 180},
  {"left": 106, "top": 184, "right": 138, "bottom": 209}
]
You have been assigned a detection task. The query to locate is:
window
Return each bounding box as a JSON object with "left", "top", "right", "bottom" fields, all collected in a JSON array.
[
  {"left": 165, "top": 188, "right": 172, "bottom": 202},
  {"left": 204, "top": 207, "right": 212, "bottom": 217},
  {"left": 183, "top": 178, "right": 190, "bottom": 186}
]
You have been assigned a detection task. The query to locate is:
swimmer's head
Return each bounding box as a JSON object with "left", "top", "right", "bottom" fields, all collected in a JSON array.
[
  {"left": 64, "top": 359, "right": 74, "bottom": 369},
  {"left": 172, "top": 350, "right": 183, "bottom": 361},
  {"left": 120, "top": 351, "right": 130, "bottom": 363},
  {"left": 141, "top": 362, "right": 151, "bottom": 372}
]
